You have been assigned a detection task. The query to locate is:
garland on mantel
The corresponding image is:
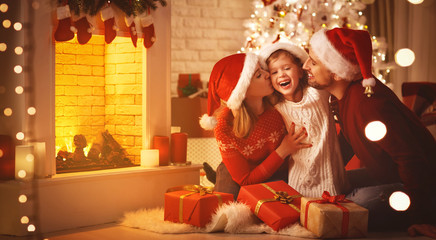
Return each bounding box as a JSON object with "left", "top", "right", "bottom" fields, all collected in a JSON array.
[
  {"left": 54, "top": 0, "right": 167, "bottom": 47},
  {"left": 56, "top": 0, "right": 167, "bottom": 16}
]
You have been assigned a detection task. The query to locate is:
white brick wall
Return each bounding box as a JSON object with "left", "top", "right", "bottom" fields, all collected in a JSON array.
[{"left": 171, "top": 0, "right": 252, "bottom": 96}]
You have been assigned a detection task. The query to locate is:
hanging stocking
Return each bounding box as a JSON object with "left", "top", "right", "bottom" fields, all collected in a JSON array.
[
  {"left": 139, "top": 9, "right": 156, "bottom": 49},
  {"left": 73, "top": 14, "right": 93, "bottom": 45},
  {"left": 101, "top": 5, "right": 118, "bottom": 44},
  {"left": 54, "top": 5, "right": 75, "bottom": 42},
  {"left": 125, "top": 15, "right": 137, "bottom": 47}
]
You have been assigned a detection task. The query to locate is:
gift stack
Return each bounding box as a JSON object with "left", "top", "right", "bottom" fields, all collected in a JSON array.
[
  {"left": 301, "top": 191, "right": 368, "bottom": 238},
  {"left": 164, "top": 185, "right": 233, "bottom": 227},
  {"left": 177, "top": 74, "right": 203, "bottom": 98},
  {"left": 237, "top": 181, "right": 302, "bottom": 231}
]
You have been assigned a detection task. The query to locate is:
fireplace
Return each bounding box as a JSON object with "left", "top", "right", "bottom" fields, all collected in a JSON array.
[
  {"left": 54, "top": 35, "right": 144, "bottom": 173},
  {"left": 0, "top": 1, "right": 203, "bottom": 237}
]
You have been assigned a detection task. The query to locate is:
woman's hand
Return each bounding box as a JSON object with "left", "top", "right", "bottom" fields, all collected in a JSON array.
[{"left": 276, "top": 122, "right": 312, "bottom": 159}]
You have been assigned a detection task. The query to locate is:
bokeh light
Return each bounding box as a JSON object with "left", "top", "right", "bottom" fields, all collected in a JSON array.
[
  {"left": 27, "top": 107, "right": 36, "bottom": 115},
  {"left": 365, "top": 121, "right": 387, "bottom": 141},
  {"left": 15, "top": 86, "right": 24, "bottom": 94},
  {"left": 395, "top": 48, "right": 415, "bottom": 67},
  {"left": 16, "top": 132, "right": 25, "bottom": 140},
  {"left": 26, "top": 154, "right": 34, "bottom": 162},
  {"left": 389, "top": 191, "right": 411, "bottom": 211},
  {"left": 2, "top": 19, "right": 11, "bottom": 28},
  {"left": 20, "top": 216, "right": 29, "bottom": 224},
  {"left": 18, "top": 194, "right": 27, "bottom": 203},
  {"left": 27, "top": 224, "right": 36, "bottom": 232},
  {"left": 0, "top": 3, "right": 8, "bottom": 12},
  {"left": 17, "top": 170, "right": 27, "bottom": 178},
  {"left": 0, "top": 43, "right": 6, "bottom": 52},
  {"left": 13, "top": 22, "right": 22, "bottom": 31},
  {"left": 0, "top": 149, "right": 3, "bottom": 158},
  {"left": 15, "top": 46, "right": 23, "bottom": 55},
  {"left": 4, "top": 108, "right": 12, "bottom": 116},
  {"left": 14, "top": 65, "right": 23, "bottom": 74},
  {"left": 408, "top": 0, "right": 424, "bottom": 4}
]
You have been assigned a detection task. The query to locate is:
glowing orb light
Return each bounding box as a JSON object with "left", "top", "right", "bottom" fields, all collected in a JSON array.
[
  {"left": 389, "top": 191, "right": 411, "bottom": 211},
  {"left": 20, "top": 216, "right": 29, "bottom": 224},
  {"left": 365, "top": 121, "right": 387, "bottom": 141},
  {"left": 408, "top": 0, "right": 424, "bottom": 4},
  {"left": 395, "top": 48, "right": 415, "bottom": 67}
]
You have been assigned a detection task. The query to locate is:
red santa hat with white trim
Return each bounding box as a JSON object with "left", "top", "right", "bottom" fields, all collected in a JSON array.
[
  {"left": 199, "top": 53, "right": 258, "bottom": 130},
  {"left": 259, "top": 41, "right": 309, "bottom": 70},
  {"left": 309, "top": 28, "right": 376, "bottom": 96}
]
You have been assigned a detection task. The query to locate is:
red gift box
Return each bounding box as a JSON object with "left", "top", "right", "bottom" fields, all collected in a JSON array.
[
  {"left": 237, "top": 181, "right": 302, "bottom": 231},
  {"left": 177, "top": 74, "right": 202, "bottom": 97},
  {"left": 164, "top": 185, "right": 233, "bottom": 227}
]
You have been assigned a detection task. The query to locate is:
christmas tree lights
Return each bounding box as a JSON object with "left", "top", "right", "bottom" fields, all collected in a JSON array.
[{"left": 242, "top": 0, "right": 394, "bottom": 84}]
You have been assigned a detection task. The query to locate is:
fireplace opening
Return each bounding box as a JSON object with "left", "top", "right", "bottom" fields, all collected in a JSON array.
[{"left": 55, "top": 35, "right": 144, "bottom": 173}]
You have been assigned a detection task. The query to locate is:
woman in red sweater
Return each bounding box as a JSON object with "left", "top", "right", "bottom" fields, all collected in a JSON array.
[{"left": 200, "top": 53, "right": 311, "bottom": 199}]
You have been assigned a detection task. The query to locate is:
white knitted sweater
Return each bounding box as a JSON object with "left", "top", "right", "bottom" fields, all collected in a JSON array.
[{"left": 275, "top": 87, "right": 348, "bottom": 197}]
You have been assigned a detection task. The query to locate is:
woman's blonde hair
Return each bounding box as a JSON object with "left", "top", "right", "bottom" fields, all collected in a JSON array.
[{"left": 232, "top": 97, "right": 274, "bottom": 138}]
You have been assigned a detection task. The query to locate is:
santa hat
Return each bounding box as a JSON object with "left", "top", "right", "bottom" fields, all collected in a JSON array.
[
  {"left": 199, "top": 53, "right": 258, "bottom": 130},
  {"left": 310, "top": 28, "right": 376, "bottom": 97},
  {"left": 259, "top": 41, "right": 309, "bottom": 70}
]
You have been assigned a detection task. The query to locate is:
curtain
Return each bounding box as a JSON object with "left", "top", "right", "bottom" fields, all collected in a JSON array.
[{"left": 365, "top": 0, "right": 436, "bottom": 97}]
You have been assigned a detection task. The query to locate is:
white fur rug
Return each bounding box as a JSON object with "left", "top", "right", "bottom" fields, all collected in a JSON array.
[{"left": 120, "top": 202, "right": 316, "bottom": 238}]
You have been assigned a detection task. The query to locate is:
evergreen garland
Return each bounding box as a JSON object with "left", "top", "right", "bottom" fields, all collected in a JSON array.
[{"left": 55, "top": 0, "right": 167, "bottom": 16}]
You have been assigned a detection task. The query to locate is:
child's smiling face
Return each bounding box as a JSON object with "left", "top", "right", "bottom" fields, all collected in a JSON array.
[{"left": 268, "top": 52, "right": 304, "bottom": 102}]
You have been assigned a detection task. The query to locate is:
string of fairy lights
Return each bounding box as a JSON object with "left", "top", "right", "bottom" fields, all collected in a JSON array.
[{"left": 1, "top": 0, "right": 41, "bottom": 237}]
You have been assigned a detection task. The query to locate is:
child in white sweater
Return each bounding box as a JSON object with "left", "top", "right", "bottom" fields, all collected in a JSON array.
[{"left": 259, "top": 42, "right": 349, "bottom": 197}]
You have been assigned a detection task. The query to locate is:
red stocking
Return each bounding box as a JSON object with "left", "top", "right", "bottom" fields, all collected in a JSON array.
[
  {"left": 73, "top": 15, "right": 92, "bottom": 45},
  {"left": 54, "top": 5, "right": 75, "bottom": 42},
  {"left": 125, "top": 15, "right": 137, "bottom": 47},
  {"left": 101, "top": 5, "right": 117, "bottom": 44},
  {"left": 140, "top": 11, "right": 155, "bottom": 49}
]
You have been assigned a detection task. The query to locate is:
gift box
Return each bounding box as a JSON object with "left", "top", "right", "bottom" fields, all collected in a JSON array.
[
  {"left": 301, "top": 191, "right": 368, "bottom": 238},
  {"left": 164, "top": 185, "right": 233, "bottom": 227},
  {"left": 177, "top": 73, "right": 202, "bottom": 97},
  {"left": 237, "top": 181, "right": 302, "bottom": 231}
]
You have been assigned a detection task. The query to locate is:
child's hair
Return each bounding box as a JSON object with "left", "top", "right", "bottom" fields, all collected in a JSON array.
[{"left": 266, "top": 49, "right": 308, "bottom": 103}]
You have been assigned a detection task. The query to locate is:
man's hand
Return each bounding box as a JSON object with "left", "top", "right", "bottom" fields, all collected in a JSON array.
[{"left": 408, "top": 224, "right": 436, "bottom": 239}]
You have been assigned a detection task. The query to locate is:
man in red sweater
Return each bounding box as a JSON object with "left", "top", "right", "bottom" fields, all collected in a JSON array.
[{"left": 303, "top": 27, "right": 436, "bottom": 238}]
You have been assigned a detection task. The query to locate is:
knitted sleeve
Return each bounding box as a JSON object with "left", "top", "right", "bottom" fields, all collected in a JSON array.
[
  {"left": 357, "top": 97, "right": 435, "bottom": 224},
  {"left": 214, "top": 110, "right": 285, "bottom": 186}
]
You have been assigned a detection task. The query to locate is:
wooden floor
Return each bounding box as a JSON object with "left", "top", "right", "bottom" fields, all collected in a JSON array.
[{"left": 3, "top": 223, "right": 431, "bottom": 240}]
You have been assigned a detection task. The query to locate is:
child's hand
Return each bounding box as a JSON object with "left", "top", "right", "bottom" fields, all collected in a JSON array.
[{"left": 276, "top": 122, "right": 312, "bottom": 159}]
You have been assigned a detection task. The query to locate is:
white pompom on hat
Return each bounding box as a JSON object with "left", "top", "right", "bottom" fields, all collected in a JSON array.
[
  {"left": 259, "top": 41, "right": 309, "bottom": 70},
  {"left": 199, "top": 53, "right": 258, "bottom": 130},
  {"left": 310, "top": 28, "right": 376, "bottom": 96}
]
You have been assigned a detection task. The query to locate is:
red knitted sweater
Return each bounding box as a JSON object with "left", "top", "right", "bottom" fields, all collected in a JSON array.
[{"left": 214, "top": 107, "right": 287, "bottom": 186}]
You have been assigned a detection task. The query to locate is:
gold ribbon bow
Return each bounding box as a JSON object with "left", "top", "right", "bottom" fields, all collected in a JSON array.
[
  {"left": 254, "top": 184, "right": 302, "bottom": 216},
  {"left": 166, "top": 185, "right": 223, "bottom": 223}
]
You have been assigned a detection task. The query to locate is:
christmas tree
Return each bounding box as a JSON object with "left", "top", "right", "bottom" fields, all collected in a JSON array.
[{"left": 242, "top": 0, "right": 392, "bottom": 83}]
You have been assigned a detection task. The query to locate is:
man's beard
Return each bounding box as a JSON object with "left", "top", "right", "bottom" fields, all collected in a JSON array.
[{"left": 308, "top": 79, "right": 330, "bottom": 90}]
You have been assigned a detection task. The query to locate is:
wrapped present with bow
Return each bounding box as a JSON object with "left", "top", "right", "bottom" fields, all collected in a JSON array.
[
  {"left": 301, "top": 191, "right": 368, "bottom": 238},
  {"left": 237, "top": 181, "right": 302, "bottom": 231},
  {"left": 164, "top": 185, "right": 233, "bottom": 227}
]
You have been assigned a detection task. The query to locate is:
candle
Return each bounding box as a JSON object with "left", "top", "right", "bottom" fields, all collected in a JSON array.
[
  {"left": 32, "top": 142, "right": 46, "bottom": 178},
  {"left": 0, "top": 135, "right": 15, "bottom": 180},
  {"left": 153, "top": 136, "right": 169, "bottom": 166},
  {"left": 171, "top": 132, "right": 188, "bottom": 164},
  {"left": 140, "top": 149, "right": 159, "bottom": 167},
  {"left": 15, "top": 145, "right": 35, "bottom": 180}
]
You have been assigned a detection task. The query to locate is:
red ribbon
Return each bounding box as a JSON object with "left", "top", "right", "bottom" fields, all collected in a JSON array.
[{"left": 304, "top": 191, "right": 352, "bottom": 237}]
